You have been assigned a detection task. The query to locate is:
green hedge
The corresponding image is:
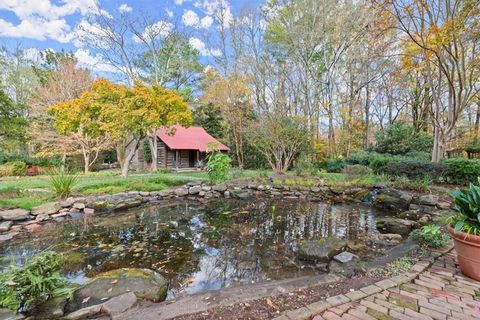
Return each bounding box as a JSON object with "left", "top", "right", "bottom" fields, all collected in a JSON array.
[
  {"left": 344, "top": 152, "right": 381, "bottom": 166},
  {"left": 315, "top": 160, "right": 344, "bottom": 173},
  {"left": 382, "top": 160, "right": 447, "bottom": 181},
  {"left": 442, "top": 158, "right": 480, "bottom": 184}
]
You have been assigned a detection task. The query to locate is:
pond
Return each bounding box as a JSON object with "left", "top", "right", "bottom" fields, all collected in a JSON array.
[{"left": 0, "top": 198, "right": 394, "bottom": 299}]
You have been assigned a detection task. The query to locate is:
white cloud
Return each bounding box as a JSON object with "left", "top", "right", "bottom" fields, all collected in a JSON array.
[
  {"left": 194, "top": 0, "right": 232, "bottom": 28},
  {"left": 74, "top": 19, "right": 110, "bottom": 48},
  {"left": 0, "top": 16, "right": 74, "bottom": 42},
  {"left": 118, "top": 4, "right": 133, "bottom": 13},
  {"left": 188, "top": 37, "right": 221, "bottom": 56},
  {"left": 0, "top": 0, "right": 102, "bottom": 42},
  {"left": 0, "top": 0, "right": 99, "bottom": 20},
  {"left": 74, "top": 48, "right": 117, "bottom": 73},
  {"left": 133, "top": 20, "right": 173, "bottom": 43},
  {"left": 174, "top": 0, "right": 186, "bottom": 4},
  {"left": 182, "top": 10, "right": 200, "bottom": 27},
  {"left": 182, "top": 10, "right": 213, "bottom": 29},
  {"left": 200, "top": 15, "right": 213, "bottom": 28}
]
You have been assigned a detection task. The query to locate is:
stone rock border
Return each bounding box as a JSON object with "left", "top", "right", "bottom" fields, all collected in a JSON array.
[
  {"left": 0, "top": 180, "right": 452, "bottom": 244},
  {"left": 272, "top": 245, "right": 455, "bottom": 320}
]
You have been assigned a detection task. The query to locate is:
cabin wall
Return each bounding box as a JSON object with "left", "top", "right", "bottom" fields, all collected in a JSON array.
[{"left": 157, "top": 138, "right": 197, "bottom": 169}]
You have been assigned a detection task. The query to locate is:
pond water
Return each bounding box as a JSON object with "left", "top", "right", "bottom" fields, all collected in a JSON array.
[{"left": 0, "top": 198, "right": 392, "bottom": 299}]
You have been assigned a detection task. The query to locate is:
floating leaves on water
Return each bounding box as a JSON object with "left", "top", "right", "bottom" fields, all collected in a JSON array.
[
  {"left": 111, "top": 279, "right": 118, "bottom": 284},
  {"left": 107, "top": 288, "right": 113, "bottom": 293},
  {"left": 82, "top": 297, "right": 90, "bottom": 304}
]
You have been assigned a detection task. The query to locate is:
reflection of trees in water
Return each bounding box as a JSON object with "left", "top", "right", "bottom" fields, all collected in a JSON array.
[{"left": 1, "top": 199, "right": 381, "bottom": 296}]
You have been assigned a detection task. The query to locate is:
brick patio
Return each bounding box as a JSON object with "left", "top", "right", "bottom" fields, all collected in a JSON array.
[{"left": 276, "top": 249, "right": 480, "bottom": 320}]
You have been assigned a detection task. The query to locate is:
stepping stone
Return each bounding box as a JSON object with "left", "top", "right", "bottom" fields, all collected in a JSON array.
[{"left": 333, "top": 251, "right": 359, "bottom": 264}]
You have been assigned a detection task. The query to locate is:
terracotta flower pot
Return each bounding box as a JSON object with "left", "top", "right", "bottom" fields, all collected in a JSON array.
[{"left": 447, "top": 225, "right": 480, "bottom": 281}]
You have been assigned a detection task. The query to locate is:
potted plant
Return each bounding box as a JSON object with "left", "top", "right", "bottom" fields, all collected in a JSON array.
[{"left": 447, "top": 182, "right": 480, "bottom": 281}]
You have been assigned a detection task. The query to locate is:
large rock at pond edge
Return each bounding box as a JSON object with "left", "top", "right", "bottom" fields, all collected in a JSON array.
[
  {"left": 230, "top": 190, "right": 252, "bottom": 200},
  {"left": 0, "top": 308, "right": 23, "bottom": 320},
  {"left": 376, "top": 217, "right": 417, "bottom": 236},
  {"left": 412, "top": 194, "right": 439, "bottom": 206},
  {"left": 297, "top": 237, "right": 347, "bottom": 262},
  {"left": 373, "top": 189, "right": 412, "bottom": 211},
  {"left": 0, "top": 208, "right": 30, "bottom": 221},
  {"left": 70, "top": 268, "right": 167, "bottom": 311},
  {"left": 189, "top": 186, "right": 202, "bottom": 195},
  {"left": 31, "top": 202, "right": 61, "bottom": 216},
  {"left": 32, "top": 296, "right": 67, "bottom": 319}
]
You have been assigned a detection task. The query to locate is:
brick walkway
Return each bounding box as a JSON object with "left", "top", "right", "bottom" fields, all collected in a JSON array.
[{"left": 276, "top": 249, "right": 480, "bottom": 320}]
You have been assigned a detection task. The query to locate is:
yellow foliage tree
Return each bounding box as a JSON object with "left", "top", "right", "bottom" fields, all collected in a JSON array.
[{"left": 49, "top": 79, "right": 192, "bottom": 176}]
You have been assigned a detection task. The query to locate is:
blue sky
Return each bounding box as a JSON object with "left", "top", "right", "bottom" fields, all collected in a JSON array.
[{"left": 0, "top": 0, "right": 260, "bottom": 73}]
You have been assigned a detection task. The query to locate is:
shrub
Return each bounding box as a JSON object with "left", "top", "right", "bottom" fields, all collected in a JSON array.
[
  {"left": 344, "top": 151, "right": 380, "bottom": 166},
  {"left": 205, "top": 152, "right": 231, "bottom": 184},
  {"left": 0, "top": 161, "right": 26, "bottom": 177},
  {"left": 0, "top": 251, "right": 73, "bottom": 313},
  {"left": 386, "top": 176, "right": 431, "bottom": 192},
  {"left": 48, "top": 168, "right": 77, "bottom": 199},
  {"left": 448, "top": 182, "right": 480, "bottom": 235},
  {"left": 157, "top": 167, "right": 174, "bottom": 174},
  {"left": 142, "top": 140, "right": 152, "bottom": 164},
  {"left": 373, "top": 122, "right": 432, "bottom": 155},
  {"left": 293, "top": 155, "right": 316, "bottom": 176},
  {"left": 369, "top": 155, "right": 394, "bottom": 174},
  {"left": 342, "top": 164, "right": 372, "bottom": 179},
  {"left": 315, "top": 160, "right": 344, "bottom": 173},
  {"left": 412, "top": 224, "right": 449, "bottom": 248},
  {"left": 442, "top": 158, "right": 480, "bottom": 185},
  {"left": 382, "top": 160, "right": 447, "bottom": 181}
]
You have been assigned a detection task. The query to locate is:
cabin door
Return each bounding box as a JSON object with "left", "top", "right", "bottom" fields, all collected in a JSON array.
[{"left": 188, "top": 150, "right": 195, "bottom": 167}]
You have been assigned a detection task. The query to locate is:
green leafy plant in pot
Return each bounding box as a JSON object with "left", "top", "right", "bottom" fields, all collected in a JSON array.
[{"left": 447, "top": 181, "right": 480, "bottom": 281}]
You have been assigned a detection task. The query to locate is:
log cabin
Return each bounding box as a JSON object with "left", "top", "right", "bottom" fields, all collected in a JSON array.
[{"left": 133, "top": 125, "right": 229, "bottom": 170}]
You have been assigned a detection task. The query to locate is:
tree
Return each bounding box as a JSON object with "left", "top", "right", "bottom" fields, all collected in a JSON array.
[
  {"left": 202, "top": 70, "right": 252, "bottom": 168},
  {"left": 385, "top": 0, "right": 480, "bottom": 161},
  {"left": 248, "top": 113, "right": 310, "bottom": 174},
  {"left": 374, "top": 121, "right": 432, "bottom": 155},
  {"left": 99, "top": 81, "right": 192, "bottom": 177},
  {"left": 193, "top": 102, "right": 225, "bottom": 141},
  {"left": 47, "top": 80, "right": 112, "bottom": 173},
  {"left": 0, "top": 47, "right": 40, "bottom": 153},
  {"left": 30, "top": 56, "right": 93, "bottom": 167},
  {"left": 0, "top": 89, "right": 26, "bottom": 151}
]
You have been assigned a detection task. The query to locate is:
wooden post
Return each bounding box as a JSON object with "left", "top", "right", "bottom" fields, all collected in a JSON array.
[{"left": 176, "top": 150, "right": 179, "bottom": 170}]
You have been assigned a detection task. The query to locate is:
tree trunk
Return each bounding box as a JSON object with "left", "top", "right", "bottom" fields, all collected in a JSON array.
[
  {"left": 148, "top": 130, "right": 158, "bottom": 171},
  {"left": 82, "top": 148, "right": 90, "bottom": 174},
  {"left": 121, "top": 138, "right": 141, "bottom": 178},
  {"left": 475, "top": 102, "right": 480, "bottom": 140},
  {"left": 60, "top": 152, "right": 67, "bottom": 171},
  {"left": 431, "top": 127, "right": 447, "bottom": 162},
  {"left": 116, "top": 142, "right": 126, "bottom": 171},
  {"left": 363, "top": 83, "right": 370, "bottom": 150}
]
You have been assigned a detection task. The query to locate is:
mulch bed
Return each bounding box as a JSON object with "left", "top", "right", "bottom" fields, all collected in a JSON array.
[{"left": 176, "top": 274, "right": 382, "bottom": 320}]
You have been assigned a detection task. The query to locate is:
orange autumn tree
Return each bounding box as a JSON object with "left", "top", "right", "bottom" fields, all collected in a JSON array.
[{"left": 49, "top": 79, "right": 191, "bottom": 176}]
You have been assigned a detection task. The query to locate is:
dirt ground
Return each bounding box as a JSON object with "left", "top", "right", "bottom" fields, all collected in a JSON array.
[{"left": 176, "top": 274, "right": 380, "bottom": 320}]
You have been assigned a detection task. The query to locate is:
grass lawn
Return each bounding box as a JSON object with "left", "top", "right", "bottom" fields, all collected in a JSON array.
[{"left": 0, "top": 169, "right": 268, "bottom": 210}]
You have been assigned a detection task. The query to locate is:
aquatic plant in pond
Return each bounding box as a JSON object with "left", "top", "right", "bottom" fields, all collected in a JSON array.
[{"left": 0, "top": 199, "right": 393, "bottom": 299}]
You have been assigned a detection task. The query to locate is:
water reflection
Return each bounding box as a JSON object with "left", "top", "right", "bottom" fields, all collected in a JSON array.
[{"left": 0, "top": 199, "right": 387, "bottom": 299}]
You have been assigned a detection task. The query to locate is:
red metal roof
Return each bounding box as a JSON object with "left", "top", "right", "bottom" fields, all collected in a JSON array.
[{"left": 156, "top": 125, "right": 229, "bottom": 152}]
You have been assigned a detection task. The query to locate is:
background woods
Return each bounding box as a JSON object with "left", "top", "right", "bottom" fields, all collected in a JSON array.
[{"left": 0, "top": 0, "right": 479, "bottom": 175}]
